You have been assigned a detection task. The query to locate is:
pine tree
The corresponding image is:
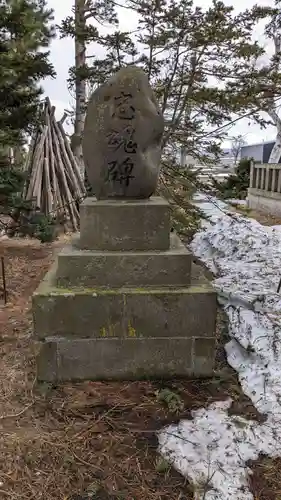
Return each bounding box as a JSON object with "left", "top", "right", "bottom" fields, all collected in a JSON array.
[
  {"left": 260, "top": 0, "right": 281, "bottom": 163},
  {"left": 60, "top": 0, "right": 118, "bottom": 176},
  {"left": 0, "top": 0, "right": 55, "bottom": 147},
  {"left": 61, "top": 0, "right": 281, "bottom": 237},
  {"left": 0, "top": 0, "right": 56, "bottom": 224},
  {"left": 212, "top": 158, "right": 252, "bottom": 200}
]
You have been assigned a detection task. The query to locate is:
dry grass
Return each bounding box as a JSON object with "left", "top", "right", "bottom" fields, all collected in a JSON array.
[
  {"left": 228, "top": 204, "right": 281, "bottom": 227},
  {"left": 247, "top": 210, "right": 281, "bottom": 227},
  {"left": 0, "top": 236, "right": 278, "bottom": 499},
  {"left": 249, "top": 456, "right": 281, "bottom": 500}
]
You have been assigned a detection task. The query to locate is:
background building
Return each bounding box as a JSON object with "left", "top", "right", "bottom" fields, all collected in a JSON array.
[
  {"left": 240, "top": 141, "right": 279, "bottom": 163},
  {"left": 180, "top": 147, "right": 235, "bottom": 168}
]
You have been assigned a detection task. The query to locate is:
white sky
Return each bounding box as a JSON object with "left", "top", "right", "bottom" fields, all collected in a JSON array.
[{"left": 44, "top": 0, "right": 277, "bottom": 147}]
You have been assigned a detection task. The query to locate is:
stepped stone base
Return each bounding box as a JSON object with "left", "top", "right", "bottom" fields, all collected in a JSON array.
[
  {"left": 37, "top": 336, "right": 215, "bottom": 382},
  {"left": 79, "top": 197, "right": 170, "bottom": 251},
  {"left": 33, "top": 196, "right": 217, "bottom": 382},
  {"left": 56, "top": 233, "right": 192, "bottom": 288},
  {"left": 33, "top": 263, "right": 216, "bottom": 380},
  {"left": 33, "top": 262, "right": 215, "bottom": 339}
]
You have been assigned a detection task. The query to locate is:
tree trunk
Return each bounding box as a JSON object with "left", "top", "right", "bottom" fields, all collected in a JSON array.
[
  {"left": 73, "top": 0, "right": 86, "bottom": 180},
  {"left": 234, "top": 149, "right": 239, "bottom": 166},
  {"left": 267, "top": 107, "right": 281, "bottom": 163},
  {"left": 180, "top": 146, "right": 186, "bottom": 167},
  {"left": 268, "top": 134, "right": 281, "bottom": 164},
  {"left": 265, "top": 35, "right": 281, "bottom": 164}
]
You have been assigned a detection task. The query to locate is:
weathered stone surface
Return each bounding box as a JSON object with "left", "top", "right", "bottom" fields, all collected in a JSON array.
[
  {"left": 56, "top": 233, "right": 192, "bottom": 288},
  {"left": 79, "top": 196, "right": 170, "bottom": 251},
  {"left": 33, "top": 262, "right": 217, "bottom": 340},
  {"left": 36, "top": 337, "right": 193, "bottom": 381},
  {"left": 36, "top": 341, "right": 58, "bottom": 381},
  {"left": 192, "top": 337, "right": 216, "bottom": 376},
  {"left": 82, "top": 66, "right": 164, "bottom": 199}
]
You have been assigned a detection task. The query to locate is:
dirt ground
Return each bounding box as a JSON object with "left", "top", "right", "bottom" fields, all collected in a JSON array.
[
  {"left": 228, "top": 203, "right": 281, "bottom": 227},
  {"left": 0, "top": 235, "right": 279, "bottom": 500}
]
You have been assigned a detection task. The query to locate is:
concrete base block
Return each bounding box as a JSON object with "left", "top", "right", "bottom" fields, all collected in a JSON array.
[
  {"left": 79, "top": 196, "right": 170, "bottom": 251},
  {"left": 56, "top": 233, "right": 192, "bottom": 288},
  {"left": 36, "top": 336, "right": 217, "bottom": 381},
  {"left": 32, "top": 193, "right": 218, "bottom": 381},
  {"left": 248, "top": 188, "right": 281, "bottom": 217},
  {"left": 192, "top": 337, "right": 216, "bottom": 376},
  {"left": 33, "top": 263, "right": 216, "bottom": 341},
  {"left": 36, "top": 337, "right": 194, "bottom": 381}
]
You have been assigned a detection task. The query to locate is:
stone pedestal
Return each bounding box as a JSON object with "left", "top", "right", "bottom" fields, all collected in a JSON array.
[{"left": 33, "top": 197, "right": 217, "bottom": 382}]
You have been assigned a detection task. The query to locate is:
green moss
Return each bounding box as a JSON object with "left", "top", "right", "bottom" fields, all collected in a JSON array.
[{"left": 34, "top": 262, "right": 215, "bottom": 297}]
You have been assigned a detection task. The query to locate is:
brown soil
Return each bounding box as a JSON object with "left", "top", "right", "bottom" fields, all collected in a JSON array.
[
  {"left": 0, "top": 236, "right": 277, "bottom": 500},
  {"left": 228, "top": 204, "right": 281, "bottom": 227}
]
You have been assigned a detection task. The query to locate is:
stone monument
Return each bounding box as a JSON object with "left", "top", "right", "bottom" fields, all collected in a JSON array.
[
  {"left": 83, "top": 66, "right": 164, "bottom": 199},
  {"left": 32, "top": 66, "right": 217, "bottom": 381}
]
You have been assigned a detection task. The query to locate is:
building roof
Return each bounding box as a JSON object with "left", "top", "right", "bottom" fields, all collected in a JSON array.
[{"left": 241, "top": 140, "right": 275, "bottom": 149}]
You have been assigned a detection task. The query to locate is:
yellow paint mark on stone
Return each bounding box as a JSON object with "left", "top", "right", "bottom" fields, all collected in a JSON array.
[
  {"left": 100, "top": 324, "right": 115, "bottom": 337},
  {"left": 100, "top": 327, "right": 107, "bottom": 337},
  {"left": 128, "top": 321, "right": 136, "bottom": 337}
]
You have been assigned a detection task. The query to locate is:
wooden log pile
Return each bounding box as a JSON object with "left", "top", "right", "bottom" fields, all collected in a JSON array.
[{"left": 23, "top": 97, "right": 86, "bottom": 231}]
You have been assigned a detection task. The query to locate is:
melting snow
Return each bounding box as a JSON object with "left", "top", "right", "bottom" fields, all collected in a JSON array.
[
  {"left": 227, "top": 199, "right": 248, "bottom": 207},
  {"left": 158, "top": 200, "right": 281, "bottom": 499}
]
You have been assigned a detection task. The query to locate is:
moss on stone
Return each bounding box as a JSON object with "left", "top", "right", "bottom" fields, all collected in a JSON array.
[
  {"left": 33, "top": 262, "right": 215, "bottom": 298},
  {"left": 37, "top": 284, "right": 213, "bottom": 297}
]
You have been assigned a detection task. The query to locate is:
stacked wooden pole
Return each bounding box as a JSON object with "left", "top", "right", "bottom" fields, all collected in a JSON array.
[{"left": 23, "top": 97, "right": 86, "bottom": 231}]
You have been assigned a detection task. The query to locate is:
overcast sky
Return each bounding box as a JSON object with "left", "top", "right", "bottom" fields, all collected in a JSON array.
[{"left": 44, "top": 0, "right": 277, "bottom": 147}]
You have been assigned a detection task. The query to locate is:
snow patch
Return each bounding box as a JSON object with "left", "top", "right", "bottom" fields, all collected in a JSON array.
[
  {"left": 158, "top": 206, "right": 281, "bottom": 499},
  {"left": 159, "top": 399, "right": 281, "bottom": 500},
  {"left": 227, "top": 199, "right": 248, "bottom": 207}
]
